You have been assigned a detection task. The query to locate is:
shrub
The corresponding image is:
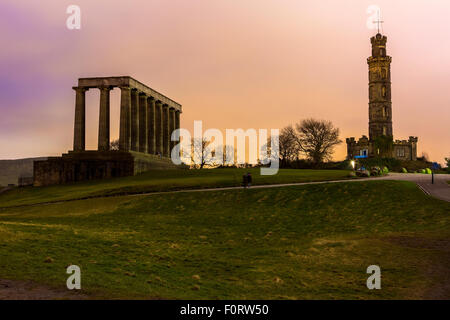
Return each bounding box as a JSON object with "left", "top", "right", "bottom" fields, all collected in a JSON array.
[
  {"left": 402, "top": 168, "right": 408, "bottom": 173},
  {"left": 425, "top": 168, "right": 432, "bottom": 174},
  {"left": 356, "top": 170, "right": 370, "bottom": 177},
  {"left": 359, "top": 158, "right": 401, "bottom": 172},
  {"left": 420, "top": 169, "right": 426, "bottom": 174},
  {"left": 370, "top": 166, "right": 381, "bottom": 176},
  {"left": 354, "top": 158, "right": 433, "bottom": 173},
  {"left": 382, "top": 166, "right": 389, "bottom": 175},
  {"left": 399, "top": 159, "right": 432, "bottom": 173},
  {"left": 335, "top": 160, "right": 353, "bottom": 170}
]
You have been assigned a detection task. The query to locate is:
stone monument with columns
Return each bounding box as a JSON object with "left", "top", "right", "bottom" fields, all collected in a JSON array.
[{"left": 34, "top": 76, "right": 183, "bottom": 186}]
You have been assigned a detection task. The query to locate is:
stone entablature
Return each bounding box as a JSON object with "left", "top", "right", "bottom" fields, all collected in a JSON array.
[{"left": 77, "top": 76, "right": 181, "bottom": 111}]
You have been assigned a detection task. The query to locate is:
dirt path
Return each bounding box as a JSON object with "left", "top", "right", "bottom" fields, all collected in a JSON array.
[
  {"left": 387, "top": 236, "right": 450, "bottom": 299},
  {"left": 0, "top": 279, "right": 88, "bottom": 300}
]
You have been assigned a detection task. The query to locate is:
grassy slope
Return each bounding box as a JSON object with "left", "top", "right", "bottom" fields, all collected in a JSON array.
[
  {"left": 0, "top": 180, "right": 449, "bottom": 299},
  {"left": 0, "top": 168, "right": 351, "bottom": 208}
]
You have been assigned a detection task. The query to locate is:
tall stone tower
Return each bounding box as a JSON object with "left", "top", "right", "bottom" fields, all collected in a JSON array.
[
  {"left": 367, "top": 33, "right": 393, "bottom": 141},
  {"left": 346, "top": 32, "right": 419, "bottom": 161}
]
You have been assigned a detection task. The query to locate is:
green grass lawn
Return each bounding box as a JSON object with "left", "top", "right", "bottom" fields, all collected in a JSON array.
[
  {"left": 0, "top": 180, "right": 449, "bottom": 299},
  {"left": 0, "top": 168, "right": 351, "bottom": 208}
]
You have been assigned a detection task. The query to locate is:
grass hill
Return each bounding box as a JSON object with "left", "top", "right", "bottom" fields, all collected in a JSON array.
[
  {"left": 0, "top": 157, "right": 47, "bottom": 186},
  {"left": 0, "top": 168, "right": 351, "bottom": 208},
  {"left": 0, "top": 169, "right": 449, "bottom": 299}
]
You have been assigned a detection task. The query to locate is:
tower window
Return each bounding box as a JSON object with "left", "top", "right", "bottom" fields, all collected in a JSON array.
[
  {"left": 383, "top": 127, "right": 387, "bottom": 135},
  {"left": 382, "top": 86, "right": 386, "bottom": 97},
  {"left": 397, "top": 149, "right": 405, "bottom": 157}
]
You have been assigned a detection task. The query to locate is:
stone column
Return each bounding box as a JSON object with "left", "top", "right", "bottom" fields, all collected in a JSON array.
[
  {"left": 174, "top": 110, "right": 181, "bottom": 159},
  {"left": 155, "top": 101, "right": 163, "bottom": 155},
  {"left": 73, "top": 87, "right": 87, "bottom": 152},
  {"left": 175, "top": 110, "right": 180, "bottom": 131},
  {"left": 119, "top": 87, "right": 131, "bottom": 151},
  {"left": 98, "top": 86, "right": 111, "bottom": 151},
  {"left": 147, "top": 97, "right": 156, "bottom": 154},
  {"left": 138, "top": 93, "right": 148, "bottom": 153},
  {"left": 169, "top": 108, "right": 176, "bottom": 153},
  {"left": 130, "top": 89, "right": 139, "bottom": 151},
  {"left": 162, "top": 104, "right": 170, "bottom": 157}
]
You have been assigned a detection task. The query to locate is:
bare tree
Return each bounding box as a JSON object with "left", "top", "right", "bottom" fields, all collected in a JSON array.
[
  {"left": 221, "top": 144, "right": 235, "bottom": 166},
  {"left": 190, "top": 138, "right": 213, "bottom": 169},
  {"left": 259, "top": 134, "right": 280, "bottom": 168},
  {"left": 279, "top": 125, "right": 299, "bottom": 166},
  {"left": 294, "top": 118, "right": 342, "bottom": 165}
]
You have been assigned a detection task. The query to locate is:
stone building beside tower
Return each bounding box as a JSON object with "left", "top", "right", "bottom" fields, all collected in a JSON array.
[{"left": 346, "top": 33, "right": 418, "bottom": 160}]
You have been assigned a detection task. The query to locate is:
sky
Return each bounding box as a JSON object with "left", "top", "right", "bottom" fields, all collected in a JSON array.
[{"left": 0, "top": 0, "right": 449, "bottom": 163}]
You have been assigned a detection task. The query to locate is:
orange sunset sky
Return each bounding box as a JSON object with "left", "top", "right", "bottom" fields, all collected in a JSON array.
[{"left": 0, "top": 0, "right": 449, "bottom": 163}]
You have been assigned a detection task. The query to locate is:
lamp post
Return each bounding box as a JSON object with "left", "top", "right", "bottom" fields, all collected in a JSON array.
[{"left": 431, "top": 162, "right": 439, "bottom": 184}]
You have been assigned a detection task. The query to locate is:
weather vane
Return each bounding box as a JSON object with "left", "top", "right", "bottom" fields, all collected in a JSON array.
[{"left": 373, "top": 10, "right": 384, "bottom": 34}]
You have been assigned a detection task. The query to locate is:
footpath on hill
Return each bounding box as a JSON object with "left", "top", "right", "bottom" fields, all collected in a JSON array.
[
  {"left": 0, "top": 173, "right": 448, "bottom": 209},
  {"left": 128, "top": 172, "right": 450, "bottom": 203}
]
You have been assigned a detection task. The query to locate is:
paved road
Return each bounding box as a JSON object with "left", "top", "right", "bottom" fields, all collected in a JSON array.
[{"left": 381, "top": 173, "right": 450, "bottom": 202}]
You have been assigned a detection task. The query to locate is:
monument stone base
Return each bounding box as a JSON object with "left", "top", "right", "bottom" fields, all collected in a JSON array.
[{"left": 33, "top": 151, "right": 181, "bottom": 187}]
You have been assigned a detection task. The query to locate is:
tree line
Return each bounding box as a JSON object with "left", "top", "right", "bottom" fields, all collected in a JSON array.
[{"left": 110, "top": 118, "right": 343, "bottom": 169}]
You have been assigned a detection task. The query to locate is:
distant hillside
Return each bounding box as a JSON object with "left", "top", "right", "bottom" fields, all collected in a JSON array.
[{"left": 0, "top": 157, "right": 47, "bottom": 186}]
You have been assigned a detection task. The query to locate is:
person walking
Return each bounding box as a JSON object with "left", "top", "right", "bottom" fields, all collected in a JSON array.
[
  {"left": 242, "top": 173, "right": 248, "bottom": 188},
  {"left": 247, "top": 172, "right": 252, "bottom": 188}
]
